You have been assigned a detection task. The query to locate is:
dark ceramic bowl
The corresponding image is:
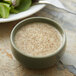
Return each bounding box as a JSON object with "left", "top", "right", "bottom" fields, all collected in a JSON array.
[{"left": 10, "top": 17, "right": 66, "bottom": 69}]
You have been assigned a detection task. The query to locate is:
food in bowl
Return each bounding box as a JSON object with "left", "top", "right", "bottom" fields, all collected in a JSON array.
[
  {"left": 11, "top": 17, "right": 66, "bottom": 69},
  {"left": 15, "top": 22, "right": 62, "bottom": 57},
  {"left": 0, "top": 0, "right": 35, "bottom": 18}
]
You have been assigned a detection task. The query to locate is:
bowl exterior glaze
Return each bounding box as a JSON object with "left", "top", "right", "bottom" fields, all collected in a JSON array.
[{"left": 10, "top": 17, "right": 66, "bottom": 69}]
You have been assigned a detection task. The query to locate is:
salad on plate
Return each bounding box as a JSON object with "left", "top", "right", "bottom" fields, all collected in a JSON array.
[{"left": 0, "top": 0, "right": 35, "bottom": 18}]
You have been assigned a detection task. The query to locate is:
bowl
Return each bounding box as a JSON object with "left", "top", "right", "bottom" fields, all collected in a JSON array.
[{"left": 10, "top": 17, "right": 66, "bottom": 69}]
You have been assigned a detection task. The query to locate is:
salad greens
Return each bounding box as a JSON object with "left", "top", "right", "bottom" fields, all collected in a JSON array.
[
  {"left": 0, "top": 3, "right": 10, "bottom": 18},
  {"left": 16, "top": 0, "right": 32, "bottom": 12},
  {"left": 0, "top": 0, "right": 32, "bottom": 18}
]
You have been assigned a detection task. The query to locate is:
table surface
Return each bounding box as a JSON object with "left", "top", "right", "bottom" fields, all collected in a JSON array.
[{"left": 0, "top": 0, "right": 76, "bottom": 76}]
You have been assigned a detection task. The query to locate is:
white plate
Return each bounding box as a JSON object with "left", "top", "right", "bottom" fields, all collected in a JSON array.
[{"left": 0, "top": 4, "right": 45, "bottom": 23}]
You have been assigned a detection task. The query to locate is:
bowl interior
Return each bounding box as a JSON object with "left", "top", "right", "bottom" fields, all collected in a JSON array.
[{"left": 10, "top": 17, "right": 66, "bottom": 58}]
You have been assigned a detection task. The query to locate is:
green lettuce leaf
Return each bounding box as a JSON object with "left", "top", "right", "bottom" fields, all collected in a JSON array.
[
  {"left": 0, "top": 3, "right": 10, "bottom": 18},
  {"left": 0, "top": 15, "right": 1, "bottom": 18},
  {"left": 15, "top": 0, "right": 32, "bottom": 12},
  {"left": 10, "top": 6, "right": 19, "bottom": 14},
  {"left": 3, "top": 0, "right": 12, "bottom": 4}
]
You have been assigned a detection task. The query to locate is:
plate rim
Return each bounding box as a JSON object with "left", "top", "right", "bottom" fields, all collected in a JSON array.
[{"left": 0, "top": 4, "right": 46, "bottom": 23}]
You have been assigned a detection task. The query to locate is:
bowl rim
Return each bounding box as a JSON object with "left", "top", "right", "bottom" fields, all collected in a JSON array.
[{"left": 10, "top": 17, "right": 66, "bottom": 59}]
